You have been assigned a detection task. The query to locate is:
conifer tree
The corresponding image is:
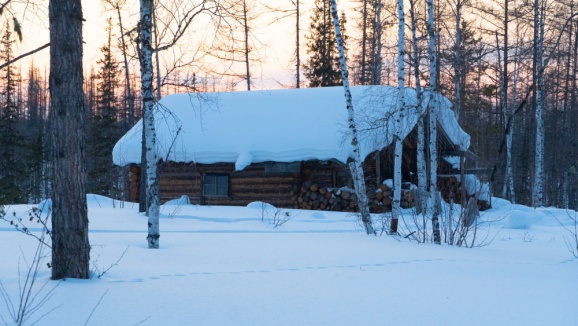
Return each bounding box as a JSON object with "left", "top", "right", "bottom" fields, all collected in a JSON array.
[
  {"left": 25, "top": 66, "right": 48, "bottom": 203},
  {"left": 87, "top": 18, "right": 122, "bottom": 196},
  {"left": 0, "top": 22, "right": 25, "bottom": 204},
  {"left": 303, "top": 0, "right": 346, "bottom": 87}
]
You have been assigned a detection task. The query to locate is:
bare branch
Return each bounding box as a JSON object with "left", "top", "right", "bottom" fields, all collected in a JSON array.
[{"left": 0, "top": 42, "right": 49, "bottom": 70}]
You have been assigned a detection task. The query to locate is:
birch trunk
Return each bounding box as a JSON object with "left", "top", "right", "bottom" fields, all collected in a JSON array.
[
  {"left": 533, "top": 0, "right": 544, "bottom": 207},
  {"left": 505, "top": 19, "right": 522, "bottom": 204},
  {"left": 501, "top": 0, "right": 513, "bottom": 202},
  {"left": 391, "top": 0, "right": 405, "bottom": 234},
  {"left": 410, "top": 0, "right": 427, "bottom": 241},
  {"left": 49, "top": 0, "right": 90, "bottom": 279},
  {"left": 140, "top": 0, "right": 160, "bottom": 248},
  {"left": 330, "top": 0, "right": 374, "bottom": 235},
  {"left": 427, "top": 0, "right": 441, "bottom": 244}
]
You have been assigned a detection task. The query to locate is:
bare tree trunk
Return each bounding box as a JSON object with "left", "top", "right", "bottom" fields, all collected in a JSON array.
[
  {"left": 296, "top": 0, "right": 300, "bottom": 88},
  {"left": 330, "top": 0, "right": 374, "bottom": 235},
  {"left": 114, "top": 3, "right": 135, "bottom": 127},
  {"left": 140, "top": 0, "right": 160, "bottom": 248},
  {"left": 533, "top": 0, "right": 544, "bottom": 207},
  {"left": 427, "top": 0, "right": 441, "bottom": 244},
  {"left": 391, "top": 0, "right": 405, "bottom": 234},
  {"left": 505, "top": 9, "right": 522, "bottom": 204},
  {"left": 373, "top": 0, "right": 382, "bottom": 85},
  {"left": 49, "top": 0, "right": 90, "bottom": 279},
  {"left": 243, "top": 0, "right": 251, "bottom": 90},
  {"left": 409, "top": 0, "right": 427, "bottom": 241},
  {"left": 153, "top": 0, "right": 162, "bottom": 100},
  {"left": 454, "top": 0, "right": 462, "bottom": 122},
  {"left": 360, "top": 0, "right": 368, "bottom": 85}
]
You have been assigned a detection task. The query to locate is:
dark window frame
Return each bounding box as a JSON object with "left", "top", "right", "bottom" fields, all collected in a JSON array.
[{"left": 202, "top": 173, "right": 229, "bottom": 197}]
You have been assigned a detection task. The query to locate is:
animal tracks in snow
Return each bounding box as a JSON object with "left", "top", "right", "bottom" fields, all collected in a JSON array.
[{"left": 107, "top": 257, "right": 503, "bottom": 283}]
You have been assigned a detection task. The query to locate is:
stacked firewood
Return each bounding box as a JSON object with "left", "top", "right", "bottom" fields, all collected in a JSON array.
[
  {"left": 291, "top": 181, "right": 418, "bottom": 213},
  {"left": 291, "top": 182, "right": 358, "bottom": 212},
  {"left": 438, "top": 176, "right": 491, "bottom": 211},
  {"left": 373, "top": 182, "right": 416, "bottom": 212}
]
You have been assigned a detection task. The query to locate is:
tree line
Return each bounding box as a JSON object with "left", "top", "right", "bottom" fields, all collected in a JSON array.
[
  {"left": 303, "top": 0, "right": 578, "bottom": 210},
  {"left": 2, "top": 0, "right": 577, "bottom": 209}
]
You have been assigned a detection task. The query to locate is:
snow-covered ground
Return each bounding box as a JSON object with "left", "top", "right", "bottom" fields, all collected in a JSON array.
[{"left": 0, "top": 196, "right": 576, "bottom": 326}]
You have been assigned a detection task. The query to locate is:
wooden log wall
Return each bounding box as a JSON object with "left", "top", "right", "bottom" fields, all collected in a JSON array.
[
  {"left": 154, "top": 162, "right": 299, "bottom": 207},
  {"left": 129, "top": 159, "right": 490, "bottom": 212}
]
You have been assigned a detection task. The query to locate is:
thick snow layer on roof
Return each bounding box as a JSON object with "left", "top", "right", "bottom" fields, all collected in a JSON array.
[{"left": 113, "top": 86, "right": 470, "bottom": 170}]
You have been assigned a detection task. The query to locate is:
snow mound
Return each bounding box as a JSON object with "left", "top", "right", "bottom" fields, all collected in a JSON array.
[
  {"left": 37, "top": 194, "right": 131, "bottom": 214},
  {"left": 502, "top": 205, "right": 543, "bottom": 229},
  {"left": 247, "top": 201, "right": 277, "bottom": 212},
  {"left": 164, "top": 195, "right": 191, "bottom": 206}
]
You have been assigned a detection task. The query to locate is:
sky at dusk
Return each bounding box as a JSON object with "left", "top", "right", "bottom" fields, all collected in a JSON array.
[{"left": 11, "top": 0, "right": 357, "bottom": 90}]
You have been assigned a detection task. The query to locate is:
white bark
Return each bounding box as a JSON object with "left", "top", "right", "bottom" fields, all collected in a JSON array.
[
  {"left": 533, "top": 0, "right": 544, "bottom": 207},
  {"left": 427, "top": 0, "right": 441, "bottom": 244},
  {"left": 140, "top": 0, "right": 160, "bottom": 248},
  {"left": 330, "top": 0, "right": 374, "bottom": 235},
  {"left": 410, "top": 0, "right": 427, "bottom": 241},
  {"left": 391, "top": 0, "right": 405, "bottom": 234}
]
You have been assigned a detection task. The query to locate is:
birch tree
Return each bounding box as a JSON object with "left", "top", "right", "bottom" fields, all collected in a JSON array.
[
  {"left": 137, "top": 1, "right": 219, "bottom": 247},
  {"left": 532, "top": 0, "right": 545, "bottom": 207},
  {"left": 427, "top": 0, "right": 441, "bottom": 244},
  {"left": 409, "top": 0, "right": 428, "bottom": 242},
  {"left": 391, "top": 0, "right": 405, "bottom": 234},
  {"left": 501, "top": 0, "right": 516, "bottom": 203},
  {"left": 139, "top": 0, "right": 160, "bottom": 248},
  {"left": 330, "top": 0, "right": 374, "bottom": 235},
  {"left": 49, "top": 0, "right": 90, "bottom": 279}
]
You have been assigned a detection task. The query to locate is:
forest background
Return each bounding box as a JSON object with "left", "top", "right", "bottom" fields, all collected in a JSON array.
[{"left": 1, "top": 0, "right": 577, "bottom": 211}]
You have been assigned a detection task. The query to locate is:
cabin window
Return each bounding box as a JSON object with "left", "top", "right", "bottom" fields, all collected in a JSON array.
[{"left": 203, "top": 173, "right": 229, "bottom": 196}]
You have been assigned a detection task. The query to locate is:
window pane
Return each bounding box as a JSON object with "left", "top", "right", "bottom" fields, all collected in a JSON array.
[
  {"left": 203, "top": 184, "right": 216, "bottom": 196},
  {"left": 216, "top": 185, "right": 228, "bottom": 196},
  {"left": 204, "top": 174, "right": 215, "bottom": 184},
  {"left": 217, "top": 175, "right": 228, "bottom": 186}
]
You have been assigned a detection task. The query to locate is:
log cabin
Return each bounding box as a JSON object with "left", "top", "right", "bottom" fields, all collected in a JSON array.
[{"left": 113, "top": 86, "right": 490, "bottom": 212}]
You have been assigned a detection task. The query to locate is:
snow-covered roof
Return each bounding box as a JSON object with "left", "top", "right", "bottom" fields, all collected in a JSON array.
[{"left": 112, "top": 85, "right": 470, "bottom": 170}]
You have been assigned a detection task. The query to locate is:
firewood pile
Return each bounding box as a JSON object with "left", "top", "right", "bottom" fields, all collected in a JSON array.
[
  {"left": 291, "top": 177, "right": 491, "bottom": 213},
  {"left": 438, "top": 176, "right": 491, "bottom": 211},
  {"left": 291, "top": 181, "right": 417, "bottom": 213},
  {"left": 291, "top": 181, "right": 358, "bottom": 212}
]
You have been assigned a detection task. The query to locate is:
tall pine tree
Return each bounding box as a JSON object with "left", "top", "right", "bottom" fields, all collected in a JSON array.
[
  {"left": 25, "top": 65, "right": 49, "bottom": 203},
  {"left": 87, "top": 18, "right": 122, "bottom": 196},
  {"left": 0, "top": 22, "right": 26, "bottom": 204},
  {"left": 303, "top": 0, "right": 346, "bottom": 87}
]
